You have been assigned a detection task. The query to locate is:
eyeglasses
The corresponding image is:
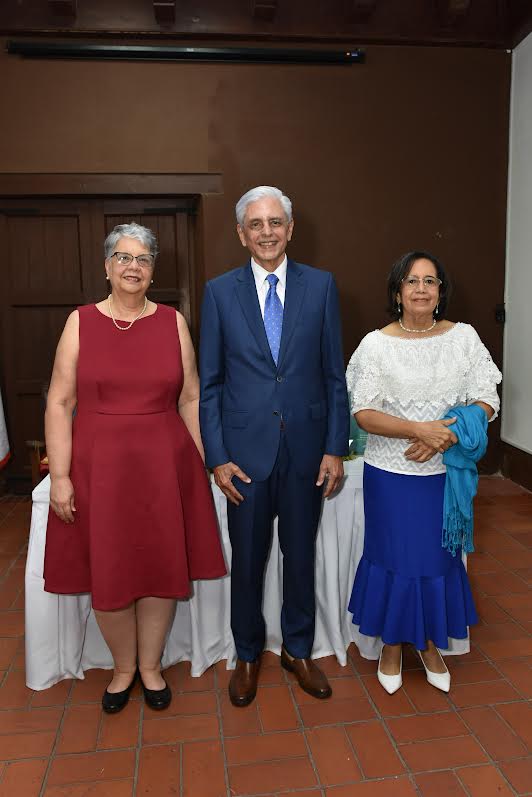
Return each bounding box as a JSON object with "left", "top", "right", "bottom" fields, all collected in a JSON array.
[
  {"left": 111, "top": 252, "right": 155, "bottom": 269},
  {"left": 402, "top": 276, "right": 442, "bottom": 289}
]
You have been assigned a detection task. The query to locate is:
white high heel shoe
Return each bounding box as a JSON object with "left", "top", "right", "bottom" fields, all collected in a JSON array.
[
  {"left": 377, "top": 646, "right": 402, "bottom": 694},
  {"left": 416, "top": 648, "right": 451, "bottom": 693}
]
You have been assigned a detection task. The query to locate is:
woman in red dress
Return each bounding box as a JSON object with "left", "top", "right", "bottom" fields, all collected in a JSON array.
[{"left": 44, "top": 222, "right": 226, "bottom": 713}]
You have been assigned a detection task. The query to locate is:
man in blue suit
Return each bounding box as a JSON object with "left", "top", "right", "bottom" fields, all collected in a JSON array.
[{"left": 199, "top": 186, "right": 349, "bottom": 706}]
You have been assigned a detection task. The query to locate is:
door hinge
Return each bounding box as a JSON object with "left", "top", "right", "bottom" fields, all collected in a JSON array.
[{"left": 495, "top": 303, "right": 506, "bottom": 324}]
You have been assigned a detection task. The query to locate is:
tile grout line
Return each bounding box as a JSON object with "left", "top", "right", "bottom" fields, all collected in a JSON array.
[
  {"left": 452, "top": 762, "right": 520, "bottom": 797},
  {"left": 132, "top": 696, "right": 144, "bottom": 796},
  {"left": 37, "top": 694, "right": 69, "bottom": 797},
  {"left": 286, "top": 681, "right": 326, "bottom": 796},
  {"left": 213, "top": 665, "right": 232, "bottom": 797},
  {"left": 429, "top": 671, "right": 525, "bottom": 797}
]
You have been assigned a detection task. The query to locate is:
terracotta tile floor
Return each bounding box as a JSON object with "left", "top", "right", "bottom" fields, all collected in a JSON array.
[{"left": 0, "top": 477, "right": 530, "bottom": 797}]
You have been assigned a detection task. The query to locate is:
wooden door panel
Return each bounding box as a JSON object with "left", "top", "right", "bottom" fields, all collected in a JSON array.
[
  {"left": 1, "top": 203, "right": 91, "bottom": 484},
  {"left": 7, "top": 215, "right": 84, "bottom": 303},
  {"left": 103, "top": 204, "right": 193, "bottom": 320},
  {"left": 1, "top": 195, "right": 197, "bottom": 485}
]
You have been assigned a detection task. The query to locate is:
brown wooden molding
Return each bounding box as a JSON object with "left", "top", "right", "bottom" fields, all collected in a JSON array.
[
  {"left": 0, "top": 173, "right": 223, "bottom": 197},
  {"left": 252, "top": 1, "right": 278, "bottom": 22},
  {"left": 48, "top": 0, "right": 77, "bottom": 17},
  {"left": 502, "top": 442, "right": 532, "bottom": 492},
  {"left": 153, "top": 1, "right": 176, "bottom": 25},
  {"left": 435, "top": 0, "right": 472, "bottom": 28}
]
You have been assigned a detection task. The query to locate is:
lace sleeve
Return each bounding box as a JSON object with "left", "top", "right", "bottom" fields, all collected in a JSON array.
[
  {"left": 346, "top": 334, "right": 384, "bottom": 414},
  {"left": 465, "top": 327, "right": 502, "bottom": 421}
]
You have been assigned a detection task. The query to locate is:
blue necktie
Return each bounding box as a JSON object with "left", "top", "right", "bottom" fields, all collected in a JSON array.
[{"left": 264, "top": 274, "right": 284, "bottom": 365}]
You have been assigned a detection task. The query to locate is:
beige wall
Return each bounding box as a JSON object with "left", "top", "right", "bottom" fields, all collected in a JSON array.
[{"left": 1, "top": 40, "right": 511, "bottom": 466}]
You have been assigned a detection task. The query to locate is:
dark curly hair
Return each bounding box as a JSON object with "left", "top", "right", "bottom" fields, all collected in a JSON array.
[{"left": 387, "top": 251, "right": 452, "bottom": 320}]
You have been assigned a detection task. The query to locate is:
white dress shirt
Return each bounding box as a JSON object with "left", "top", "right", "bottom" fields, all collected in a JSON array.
[{"left": 251, "top": 257, "right": 287, "bottom": 319}]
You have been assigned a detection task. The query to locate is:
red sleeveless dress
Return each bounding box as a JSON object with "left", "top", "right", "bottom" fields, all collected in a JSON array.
[{"left": 44, "top": 303, "right": 226, "bottom": 610}]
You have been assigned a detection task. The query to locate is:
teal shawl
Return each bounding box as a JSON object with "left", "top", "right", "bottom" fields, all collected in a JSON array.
[{"left": 442, "top": 404, "right": 488, "bottom": 556}]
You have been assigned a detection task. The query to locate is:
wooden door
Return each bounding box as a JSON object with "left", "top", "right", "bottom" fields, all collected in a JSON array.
[{"left": 0, "top": 196, "right": 196, "bottom": 487}]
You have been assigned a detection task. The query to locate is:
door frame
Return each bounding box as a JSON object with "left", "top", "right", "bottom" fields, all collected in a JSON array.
[{"left": 0, "top": 173, "right": 223, "bottom": 489}]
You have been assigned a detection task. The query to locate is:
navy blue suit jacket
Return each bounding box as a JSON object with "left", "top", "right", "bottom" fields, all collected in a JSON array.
[{"left": 199, "top": 259, "right": 349, "bottom": 481}]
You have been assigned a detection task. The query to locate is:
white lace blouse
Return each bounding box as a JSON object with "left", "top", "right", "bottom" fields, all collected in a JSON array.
[{"left": 346, "top": 323, "right": 502, "bottom": 476}]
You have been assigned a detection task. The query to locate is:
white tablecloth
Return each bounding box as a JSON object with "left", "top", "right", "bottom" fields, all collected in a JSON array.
[
  {"left": 25, "top": 458, "right": 468, "bottom": 690},
  {"left": 0, "top": 388, "right": 10, "bottom": 468}
]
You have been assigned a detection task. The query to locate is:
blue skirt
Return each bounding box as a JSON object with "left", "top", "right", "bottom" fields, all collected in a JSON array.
[{"left": 349, "top": 463, "right": 478, "bottom": 650}]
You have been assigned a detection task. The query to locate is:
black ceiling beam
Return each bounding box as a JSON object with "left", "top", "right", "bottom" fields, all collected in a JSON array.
[{"left": 6, "top": 41, "right": 365, "bottom": 65}]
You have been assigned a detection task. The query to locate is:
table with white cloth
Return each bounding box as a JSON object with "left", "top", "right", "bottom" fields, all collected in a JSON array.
[
  {"left": 24, "top": 458, "right": 468, "bottom": 691},
  {"left": 0, "top": 388, "right": 10, "bottom": 469}
]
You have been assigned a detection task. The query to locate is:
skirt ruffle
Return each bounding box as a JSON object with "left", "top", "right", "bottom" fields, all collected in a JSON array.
[{"left": 349, "top": 554, "right": 478, "bottom": 651}]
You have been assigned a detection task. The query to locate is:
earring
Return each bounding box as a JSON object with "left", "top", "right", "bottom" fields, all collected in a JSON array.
[
  {"left": 150, "top": 280, "right": 154, "bottom": 284},
  {"left": 397, "top": 300, "right": 401, "bottom": 314},
  {"left": 435, "top": 303, "right": 439, "bottom": 316},
  {"left": 106, "top": 275, "right": 110, "bottom": 281}
]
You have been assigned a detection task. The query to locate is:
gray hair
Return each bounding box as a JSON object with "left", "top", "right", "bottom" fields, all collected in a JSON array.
[
  {"left": 235, "top": 186, "right": 293, "bottom": 226},
  {"left": 104, "top": 222, "right": 159, "bottom": 260}
]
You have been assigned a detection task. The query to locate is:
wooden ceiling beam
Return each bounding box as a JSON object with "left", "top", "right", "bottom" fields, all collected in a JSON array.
[
  {"left": 345, "top": 0, "right": 378, "bottom": 24},
  {"left": 153, "top": 1, "right": 176, "bottom": 25},
  {"left": 48, "top": 0, "right": 77, "bottom": 17},
  {"left": 252, "top": 1, "right": 278, "bottom": 23}
]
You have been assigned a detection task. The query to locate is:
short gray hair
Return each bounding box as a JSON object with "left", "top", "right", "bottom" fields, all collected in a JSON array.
[
  {"left": 235, "top": 186, "right": 293, "bottom": 226},
  {"left": 104, "top": 222, "right": 159, "bottom": 260}
]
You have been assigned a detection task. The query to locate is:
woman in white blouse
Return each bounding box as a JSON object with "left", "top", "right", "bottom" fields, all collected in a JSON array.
[{"left": 346, "top": 251, "right": 501, "bottom": 694}]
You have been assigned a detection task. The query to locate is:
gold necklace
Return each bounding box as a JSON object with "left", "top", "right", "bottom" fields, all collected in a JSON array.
[
  {"left": 399, "top": 317, "right": 437, "bottom": 334},
  {"left": 108, "top": 295, "right": 147, "bottom": 331}
]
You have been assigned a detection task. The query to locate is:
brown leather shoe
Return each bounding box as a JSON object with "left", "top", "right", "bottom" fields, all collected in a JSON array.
[
  {"left": 281, "top": 645, "right": 332, "bottom": 699},
  {"left": 228, "top": 658, "right": 260, "bottom": 707}
]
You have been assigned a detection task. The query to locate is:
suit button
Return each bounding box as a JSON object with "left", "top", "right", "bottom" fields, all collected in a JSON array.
[{"left": 276, "top": 376, "right": 283, "bottom": 382}]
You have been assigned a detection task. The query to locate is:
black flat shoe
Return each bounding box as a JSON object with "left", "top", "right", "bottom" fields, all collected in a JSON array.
[
  {"left": 140, "top": 673, "right": 172, "bottom": 710},
  {"left": 102, "top": 671, "right": 137, "bottom": 714}
]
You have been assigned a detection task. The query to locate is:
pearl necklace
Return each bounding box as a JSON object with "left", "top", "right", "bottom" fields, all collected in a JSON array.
[
  {"left": 399, "top": 317, "right": 437, "bottom": 334},
  {"left": 108, "top": 295, "right": 147, "bottom": 331}
]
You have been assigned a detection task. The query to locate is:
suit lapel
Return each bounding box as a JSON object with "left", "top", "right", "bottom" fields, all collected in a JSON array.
[
  {"left": 277, "top": 260, "right": 306, "bottom": 370},
  {"left": 235, "top": 263, "right": 276, "bottom": 369}
]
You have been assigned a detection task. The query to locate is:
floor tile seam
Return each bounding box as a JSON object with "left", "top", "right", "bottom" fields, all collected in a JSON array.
[
  {"left": 452, "top": 762, "right": 521, "bottom": 797},
  {"left": 43, "top": 774, "right": 137, "bottom": 789},
  {"left": 436, "top": 680, "right": 530, "bottom": 770},
  {"left": 52, "top": 744, "right": 139, "bottom": 757},
  {"left": 229, "top": 753, "right": 312, "bottom": 769},
  {"left": 400, "top": 704, "right": 515, "bottom": 780},
  {"left": 213, "top": 675, "right": 232, "bottom": 797},
  {"left": 37, "top": 698, "right": 68, "bottom": 797},
  {"left": 0, "top": 704, "right": 70, "bottom": 718},
  {"left": 491, "top": 704, "right": 532, "bottom": 752},
  {"left": 285, "top": 679, "right": 321, "bottom": 789},
  {"left": 0, "top": 722, "right": 65, "bottom": 737},
  {"left": 0, "top": 754, "right": 51, "bottom": 765},
  {"left": 341, "top": 715, "right": 381, "bottom": 780},
  {"left": 484, "top": 660, "right": 532, "bottom": 702},
  {"left": 91, "top": 701, "right": 104, "bottom": 751},
  {"left": 224, "top": 790, "right": 315, "bottom": 797},
  {"left": 473, "top": 609, "right": 532, "bottom": 636},
  {"left": 396, "top": 731, "right": 473, "bottom": 750},
  {"left": 130, "top": 698, "right": 143, "bottom": 797},
  {"left": 66, "top": 697, "right": 141, "bottom": 707},
  {"left": 0, "top": 548, "right": 29, "bottom": 588},
  {"left": 141, "top": 708, "right": 219, "bottom": 721}
]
